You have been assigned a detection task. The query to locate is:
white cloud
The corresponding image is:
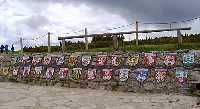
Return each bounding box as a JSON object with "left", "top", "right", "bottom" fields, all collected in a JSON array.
[{"left": 0, "top": 0, "right": 129, "bottom": 50}]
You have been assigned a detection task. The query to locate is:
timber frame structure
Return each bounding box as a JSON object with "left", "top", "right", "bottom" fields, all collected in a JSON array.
[{"left": 58, "top": 27, "right": 191, "bottom": 52}]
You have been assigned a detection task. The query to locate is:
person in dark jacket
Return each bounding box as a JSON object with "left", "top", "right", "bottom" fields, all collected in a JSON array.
[
  {"left": 0, "top": 45, "right": 4, "bottom": 53},
  {"left": 5, "top": 45, "right": 8, "bottom": 54},
  {"left": 11, "top": 45, "right": 14, "bottom": 53}
]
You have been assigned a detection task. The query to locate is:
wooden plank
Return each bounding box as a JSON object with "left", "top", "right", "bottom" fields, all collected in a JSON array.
[
  {"left": 48, "top": 32, "right": 51, "bottom": 53},
  {"left": 58, "top": 27, "right": 191, "bottom": 40}
]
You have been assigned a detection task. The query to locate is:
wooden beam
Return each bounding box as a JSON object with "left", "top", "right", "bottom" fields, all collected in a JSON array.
[
  {"left": 85, "top": 28, "right": 88, "bottom": 50},
  {"left": 113, "top": 35, "right": 118, "bottom": 51},
  {"left": 58, "top": 27, "right": 191, "bottom": 40},
  {"left": 61, "top": 39, "right": 65, "bottom": 53},
  {"left": 48, "top": 32, "right": 51, "bottom": 53},
  {"left": 177, "top": 30, "right": 182, "bottom": 45},
  {"left": 135, "top": 21, "right": 139, "bottom": 46},
  {"left": 20, "top": 37, "right": 23, "bottom": 54}
]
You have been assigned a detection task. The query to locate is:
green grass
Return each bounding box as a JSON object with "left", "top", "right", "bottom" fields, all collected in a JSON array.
[
  {"left": 81, "top": 43, "right": 200, "bottom": 52},
  {"left": 12, "top": 43, "right": 200, "bottom": 55}
]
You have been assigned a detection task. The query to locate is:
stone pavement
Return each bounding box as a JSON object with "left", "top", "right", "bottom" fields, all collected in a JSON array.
[{"left": 0, "top": 82, "right": 199, "bottom": 109}]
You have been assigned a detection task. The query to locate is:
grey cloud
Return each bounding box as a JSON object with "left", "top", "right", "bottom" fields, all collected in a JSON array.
[
  {"left": 82, "top": 0, "right": 200, "bottom": 22},
  {"left": 12, "top": 0, "right": 200, "bottom": 23},
  {"left": 19, "top": 15, "right": 49, "bottom": 30}
]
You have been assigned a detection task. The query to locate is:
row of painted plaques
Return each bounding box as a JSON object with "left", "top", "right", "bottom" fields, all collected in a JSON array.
[
  {"left": 13, "top": 52, "right": 199, "bottom": 68},
  {"left": 10, "top": 66, "right": 188, "bottom": 83}
]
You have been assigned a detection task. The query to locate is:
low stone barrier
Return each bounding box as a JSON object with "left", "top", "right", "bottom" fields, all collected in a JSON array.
[{"left": 0, "top": 50, "right": 200, "bottom": 93}]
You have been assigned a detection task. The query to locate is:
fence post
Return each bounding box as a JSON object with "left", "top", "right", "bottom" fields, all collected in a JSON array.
[
  {"left": 48, "top": 32, "right": 51, "bottom": 53},
  {"left": 61, "top": 39, "right": 65, "bottom": 53},
  {"left": 85, "top": 28, "right": 88, "bottom": 50},
  {"left": 136, "top": 21, "right": 139, "bottom": 46},
  {"left": 177, "top": 30, "right": 182, "bottom": 47},
  {"left": 20, "top": 37, "right": 23, "bottom": 54},
  {"left": 113, "top": 35, "right": 118, "bottom": 51}
]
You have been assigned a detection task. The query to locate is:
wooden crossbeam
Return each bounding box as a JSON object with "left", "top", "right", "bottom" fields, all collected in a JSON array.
[{"left": 58, "top": 27, "right": 191, "bottom": 40}]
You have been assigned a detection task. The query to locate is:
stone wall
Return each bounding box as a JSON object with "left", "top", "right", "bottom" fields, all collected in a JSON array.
[{"left": 0, "top": 50, "right": 200, "bottom": 93}]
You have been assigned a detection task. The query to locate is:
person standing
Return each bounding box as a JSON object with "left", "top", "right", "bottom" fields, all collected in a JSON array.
[
  {"left": 5, "top": 45, "right": 8, "bottom": 54},
  {"left": 11, "top": 45, "right": 14, "bottom": 53},
  {"left": 0, "top": 45, "right": 4, "bottom": 53}
]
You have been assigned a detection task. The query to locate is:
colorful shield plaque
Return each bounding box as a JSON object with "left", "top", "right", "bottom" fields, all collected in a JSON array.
[
  {"left": 22, "top": 66, "right": 31, "bottom": 77},
  {"left": 68, "top": 55, "right": 78, "bottom": 66},
  {"left": 163, "top": 55, "right": 176, "bottom": 67},
  {"left": 111, "top": 55, "right": 122, "bottom": 66},
  {"left": 155, "top": 69, "right": 167, "bottom": 82},
  {"left": 13, "top": 67, "right": 19, "bottom": 76},
  {"left": 32, "top": 56, "right": 42, "bottom": 65},
  {"left": 87, "top": 69, "right": 96, "bottom": 80},
  {"left": 34, "top": 66, "right": 43, "bottom": 78},
  {"left": 127, "top": 54, "right": 139, "bottom": 66},
  {"left": 176, "top": 68, "right": 188, "bottom": 83},
  {"left": 1, "top": 67, "right": 9, "bottom": 76},
  {"left": 183, "top": 53, "right": 195, "bottom": 67},
  {"left": 82, "top": 55, "right": 91, "bottom": 66},
  {"left": 46, "top": 67, "right": 54, "bottom": 79},
  {"left": 119, "top": 69, "right": 129, "bottom": 82},
  {"left": 57, "top": 56, "right": 65, "bottom": 66},
  {"left": 143, "top": 53, "right": 157, "bottom": 67},
  {"left": 21, "top": 56, "right": 30, "bottom": 65},
  {"left": 96, "top": 55, "right": 107, "bottom": 66},
  {"left": 102, "top": 69, "right": 112, "bottom": 80},
  {"left": 135, "top": 68, "right": 149, "bottom": 82},
  {"left": 43, "top": 56, "right": 51, "bottom": 65},
  {"left": 59, "top": 68, "right": 68, "bottom": 79},
  {"left": 71, "top": 68, "right": 82, "bottom": 80}
]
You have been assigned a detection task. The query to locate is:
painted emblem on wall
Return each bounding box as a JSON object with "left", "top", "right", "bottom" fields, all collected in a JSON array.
[
  {"left": 59, "top": 68, "right": 68, "bottom": 79},
  {"left": 13, "top": 67, "right": 19, "bottom": 76},
  {"left": 43, "top": 56, "right": 51, "bottom": 65},
  {"left": 183, "top": 53, "right": 195, "bottom": 67},
  {"left": 111, "top": 55, "right": 122, "bottom": 66},
  {"left": 34, "top": 66, "right": 43, "bottom": 78},
  {"left": 119, "top": 69, "right": 129, "bottom": 82},
  {"left": 135, "top": 68, "right": 149, "bottom": 82},
  {"left": 82, "top": 55, "right": 91, "bottom": 66},
  {"left": 143, "top": 53, "right": 157, "bottom": 67},
  {"left": 22, "top": 66, "right": 31, "bottom": 77},
  {"left": 32, "top": 56, "right": 42, "bottom": 65},
  {"left": 127, "top": 54, "right": 139, "bottom": 66},
  {"left": 71, "top": 68, "right": 82, "bottom": 80},
  {"left": 46, "top": 67, "right": 54, "bottom": 79},
  {"left": 96, "top": 55, "right": 107, "bottom": 66},
  {"left": 1, "top": 67, "right": 9, "bottom": 76},
  {"left": 21, "top": 56, "right": 30, "bottom": 65},
  {"left": 176, "top": 68, "right": 188, "bottom": 83},
  {"left": 155, "top": 69, "right": 167, "bottom": 82},
  {"left": 163, "top": 55, "right": 176, "bottom": 67},
  {"left": 57, "top": 56, "right": 65, "bottom": 66},
  {"left": 68, "top": 55, "right": 78, "bottom": 66},
  {"left": 102, "top": 69, "right": 112, "bottom": 80},
  {"left": 87, "top": 69, "right": 96, "bottom": 80}
]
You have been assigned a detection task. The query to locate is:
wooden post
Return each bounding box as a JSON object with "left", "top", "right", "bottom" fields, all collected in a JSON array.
[
  {"left": 177, "top": 30, "right": 182, "bottom": 45},
  {"left": 113, "top": 35, "right": 118, "bottom": 51},
  {"left": 20, "top": 37, "right": 23, "bottom": 53},
  {"left": 85, "top": 28, "right": 88, "bottom": 50},
  {"left": 136, "top": 21, "right": 139, "bottom": 46},
  {"left": 61, "top": 39, "right": 65, "bottom": 53},
  {"left": 48, "top": 32, "right": 51, "bottom": 53}
]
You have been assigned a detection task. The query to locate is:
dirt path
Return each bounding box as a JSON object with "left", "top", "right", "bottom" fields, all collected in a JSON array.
[{"left": 0, "top": 82, "right": 199, "bottom": 109}]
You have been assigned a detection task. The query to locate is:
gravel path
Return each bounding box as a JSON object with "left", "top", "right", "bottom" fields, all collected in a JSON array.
[{"left": 0, "top": 82, "right": 199, "bottom": 109}]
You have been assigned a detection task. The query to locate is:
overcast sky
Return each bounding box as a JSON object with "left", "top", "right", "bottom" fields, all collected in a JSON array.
[{"left": 0, "top": 0, "right": 200, "bottom": 49}]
